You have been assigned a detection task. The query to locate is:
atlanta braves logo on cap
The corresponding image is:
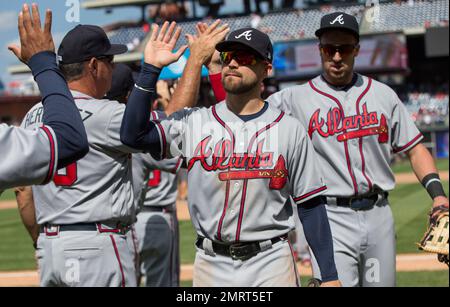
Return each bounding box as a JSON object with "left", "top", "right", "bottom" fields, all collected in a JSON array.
[
  {"left": 235, "top": 30, "right": 253, "bottom": 41},
  {"left": 330, "top": 14, "right": 345, "bottom": 25}
]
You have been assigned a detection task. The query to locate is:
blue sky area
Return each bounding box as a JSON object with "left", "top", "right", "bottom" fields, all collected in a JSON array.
[{"left": 0, "top": 0, "right": 278, "bottom": 85}]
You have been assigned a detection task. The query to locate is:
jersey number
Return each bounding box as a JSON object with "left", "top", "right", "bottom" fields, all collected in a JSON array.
[
  {"left": 147, "top": 170, "right": 161, "bottom": 187},
  {"left": 53, "top": 163, "right": 78, "bottom": 186}
]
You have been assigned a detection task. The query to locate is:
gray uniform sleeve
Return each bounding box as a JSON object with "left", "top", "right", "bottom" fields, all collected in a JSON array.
[
  {"left": 390, "top": 92, "right": 424, "bottom": 154},
  {"left": 266, "top": 89, "right": 293, "bottom": 116},
  {"left": 0, "top": 124, "right": 58, "bottom": 190},
  {"left": 155, "top": 108, "right": 198, "bottom": 159},
  {"left": 107, "top": 102, "right": 142, "bottom": 154},
  {"left": 289, "top": 124, "right": 327, "bottom": 205}
]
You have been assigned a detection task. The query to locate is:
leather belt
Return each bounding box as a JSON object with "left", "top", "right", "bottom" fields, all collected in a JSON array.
[
  {"left": 40, "top": 222, "right": 131, "bottom": 236},
  {"left": 141, "top": 206, "right": 174, "bottom": 213},
  {"left": 333, "top": 192, "right": 388, "bottom": 211},
  {"left": 196, "top": 235, "right": 287, "bottom": 261}
]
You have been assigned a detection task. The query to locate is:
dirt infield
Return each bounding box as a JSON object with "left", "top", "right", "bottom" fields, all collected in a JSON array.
[{"left": 0, "top": 253, "right": 446, "bottom": 287}]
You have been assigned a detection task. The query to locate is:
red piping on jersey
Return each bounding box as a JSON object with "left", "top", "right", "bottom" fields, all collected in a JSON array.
[
  {"left": 40, "top": 126, "right": 56, "bottom": 184},
  {"left": 151, "top": 111, "right": 159, "bottom": 120},
  {"left": 356, "top": 78, "right": 373, "bottom": 191},
  {"left": 309, "top": 80, "right": 359, "bottom": 195},
  {"left": 171, "top": 157, "right": 183, "bottom": 174},
  {"left": 110, "top": 235, "right": 126, "bottom": 287},
  {"left": 393, "top": 133, "right": 423, "bottom": 153},
  {"left": 235, "top": 112, "right": 285, "bottom": 242},
  {"left": 155, "top": 122, "right": 167, "bottom": 160},
  {"left": 212, "top": 104, "right": 236, "bottom": 242},
  {"left": 293, "top": 185, "right": 328, "bottom": 203}
]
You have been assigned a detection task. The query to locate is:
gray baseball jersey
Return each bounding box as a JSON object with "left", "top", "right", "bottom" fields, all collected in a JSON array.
[
  {"left": 22, "top": 90, "right": 140, "bottom": 225},
  {"left": 132, "top": 111, "right": 182, "bottom": 210},
  {"left": 0, "top": 124, "right": 57, "bottom": 192},
  {"left": 267, "top": 74, "right": 423, "bottom": 197},
  {"left": 132, "top": 154, "right": 182, "bottom": 209},
  {"left": 154, "top": 102, "right": 327, "bottom": 243}
]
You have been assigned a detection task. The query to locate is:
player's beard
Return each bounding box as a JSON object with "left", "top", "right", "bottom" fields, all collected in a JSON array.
[{"left": 223, "top": 75, "right": 260, "bottom": 95}]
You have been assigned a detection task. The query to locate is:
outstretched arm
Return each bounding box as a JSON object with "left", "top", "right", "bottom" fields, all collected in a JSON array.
[
  {"left": 8, "top": 4, "right": 88, "bottom": 169},
  {"left": 120, "top": 22, "right": 186, "bottom": 155}
]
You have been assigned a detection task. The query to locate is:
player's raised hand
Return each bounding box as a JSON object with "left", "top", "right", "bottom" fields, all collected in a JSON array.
[
  {"left": 186, "top": 20, "right": 230, "bottom": 66},
  {"left": 195, "top": 22, "right": 222, "bottom": 74},
  {"left": 8, "top": 3, "right": 55, "bottom": 64},
  {"left": 144, "top": 21, "right": 188, "bottom": 69}
]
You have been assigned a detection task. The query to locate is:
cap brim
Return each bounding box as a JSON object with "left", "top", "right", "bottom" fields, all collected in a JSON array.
[
  {"left": 104, "top": 44, "right": 128, "bottom": 56},
  {"left": 315, "top": 27, "right": 359, "bottom": 39},
  {"left": 216, "top": 41, "right": 269, "bottom": 61}
]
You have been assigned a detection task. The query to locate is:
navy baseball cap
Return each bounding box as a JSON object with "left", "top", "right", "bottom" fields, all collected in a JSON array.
[
  {"left": 105, "top": 64, "right": 135, "bottom": 101},
  {"left": 315, "top": 12, "right": 360, "bottom": 40},
  {"left": 58, "top": 25, "right": 128, "bottom": 65},
  {"left": 216, "top": 28, "right": 273, "bottom": 63}
]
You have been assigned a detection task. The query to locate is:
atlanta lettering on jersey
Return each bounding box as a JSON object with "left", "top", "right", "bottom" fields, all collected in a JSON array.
[
  {"left": 308, "top": 103, "right": 388, "bottom": 143},
  {"left": 188, "top": 137, "right": 274, "bottom": 171}
]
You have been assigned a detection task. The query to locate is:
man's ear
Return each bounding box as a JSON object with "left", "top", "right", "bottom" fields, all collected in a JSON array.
[
  {"left": 265, "top": 63, "right": 273, "bottom": 79},
  {"left": 88, "top": 58, "right": 98, "bottom": 76}
]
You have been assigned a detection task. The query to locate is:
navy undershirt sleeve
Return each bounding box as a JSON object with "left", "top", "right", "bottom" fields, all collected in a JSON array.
[
  {"left": 28, "top": 51, "right": 88, "bottom": 169},
  {"left": 298, "top": 196, "right": 338, "bottom": 283},
  {"left": 120, "top": 63, "right": 162, "bottom": 159}
]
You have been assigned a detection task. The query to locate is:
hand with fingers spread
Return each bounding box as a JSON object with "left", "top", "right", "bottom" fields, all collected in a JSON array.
[
  {"left": 145, "top": 21, "right": 188, "bottom": 69},
  {"left": 195, "top": 22, "right": 223, "bottom": 74},
  {"left": 8, "top": 3, "right": 55, "bottom": 64},
  {"left": 186, "top": 20, "right": 230, "bottom": 66}
]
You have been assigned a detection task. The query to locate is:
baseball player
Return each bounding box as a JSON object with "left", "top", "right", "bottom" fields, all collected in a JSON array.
[
  {"left": 16, "top": 21, "right": 192, "bottom": 287},
  {"left": 121, "top": 28, "right": 341, "bottom": 287},
  {"left": 0, "top": 4, "right": 88, "bottom": 193},
  {"left": 207, "top": 13, "right": 449, "bottom": 287},
  {"left": 16, "top": 20, "right": 228, "bottom": 287},
  {"left": 106, "top": 66, "right": 183, "bottom": 287}
]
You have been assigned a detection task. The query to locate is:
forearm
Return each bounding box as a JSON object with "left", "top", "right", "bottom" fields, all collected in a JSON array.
[
  {"left": 408, "top": 144, "right": 448, "bottom": 204},
  {"left": 166, "top": 57, "right": 204, "bottom": 115},
  {"left": 15, "top": 187, "right": 39, "bottom": 246},
  {"left": 408, "top": 144, "right": 438, "bottom": 182},
  {"left": 209, "top": 73, "right": 226, "bottom": 103},
  {"left": 29, "top": 51, "right": 88, "bottom": 169},
  {"left": 298, "top": 197, "right": 338, "bottom": 282},
  {"left": 120, "top": 63, "right": 162, "bottom": 157}
]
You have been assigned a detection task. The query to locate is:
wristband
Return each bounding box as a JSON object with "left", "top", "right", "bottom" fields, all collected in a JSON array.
[{"left": 422, "top": 173, "right": 447, "bottom": 200}]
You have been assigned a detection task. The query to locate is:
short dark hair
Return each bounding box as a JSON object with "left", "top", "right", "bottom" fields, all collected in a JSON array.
[{"left": 59, "top": 62, "right": 85, "bottom": 82}]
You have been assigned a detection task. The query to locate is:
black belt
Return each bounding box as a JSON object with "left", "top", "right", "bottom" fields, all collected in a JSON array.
[
  {"left": 334, "top": 192, "right": 388, "bottom": 211},
  {"left": 40, "top": 222, "right": 131, "bottom": 236},
  {"left": 196, "top": 235, "right": 287, "bottom": 261},
  {"left": 141, "top": 206, "right": 174, "bottom": 213}
]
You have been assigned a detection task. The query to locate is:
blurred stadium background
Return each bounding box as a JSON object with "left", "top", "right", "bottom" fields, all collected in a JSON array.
[{"left": 0, "top": 0, "right": 448, "bottom": 287}]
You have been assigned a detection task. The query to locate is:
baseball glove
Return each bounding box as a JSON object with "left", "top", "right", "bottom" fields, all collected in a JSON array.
[{"left": 417, "top": 205, "right": 449, "bottom": 267}]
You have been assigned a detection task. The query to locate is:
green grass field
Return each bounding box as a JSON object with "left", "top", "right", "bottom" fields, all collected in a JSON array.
[
  {"left": 390, "top": 158, "right": 449, "bottom": 174},
  {"left": 179, "top": 271, "right": 449, "bottom": 287},
  {"left": 0, "top": 189, "right": 15, "bottom": 202}
]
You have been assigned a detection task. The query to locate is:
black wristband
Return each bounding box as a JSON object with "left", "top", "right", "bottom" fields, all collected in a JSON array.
[{"left": 422, "top": 173, "right": 447, "bottom": 200}]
